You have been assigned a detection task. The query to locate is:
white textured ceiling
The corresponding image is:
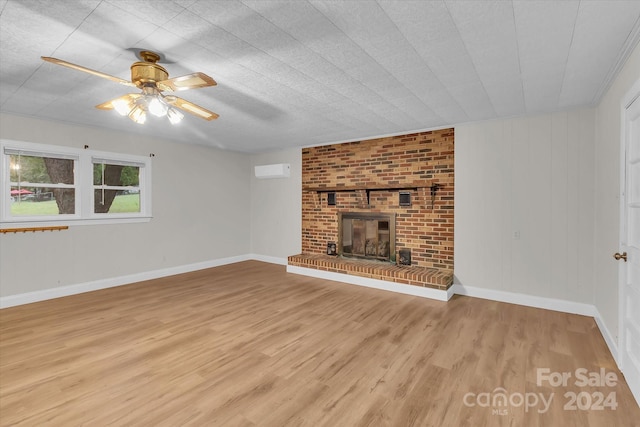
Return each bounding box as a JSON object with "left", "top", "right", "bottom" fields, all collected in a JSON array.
[{"left": 1, "top": 0, "right": 639, "bottom": 152}]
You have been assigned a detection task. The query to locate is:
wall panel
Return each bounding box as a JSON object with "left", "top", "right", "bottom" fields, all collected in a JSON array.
[{"left": 455, "top": 109, "right": 595, "bottom": 303}]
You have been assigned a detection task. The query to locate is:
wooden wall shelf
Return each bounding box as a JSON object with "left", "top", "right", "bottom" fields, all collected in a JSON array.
[
  {"left": 303, "top": 180, "right": 432, "bottom": 193},
  {"left": 304, "top": 181, "right": 441, "bottom": 206},
  {"left": 1, "top": 226, "right": 69, "bottom": 234}
]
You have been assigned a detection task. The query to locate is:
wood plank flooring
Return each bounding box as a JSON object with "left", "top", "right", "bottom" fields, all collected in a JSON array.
[{"left": 1, "top": 260, "right": 638, "bottom": 426}]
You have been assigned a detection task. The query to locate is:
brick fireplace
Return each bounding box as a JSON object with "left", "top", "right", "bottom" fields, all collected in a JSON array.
[{"left": 288, "top": 128, "right": 454, "bottom": 292}]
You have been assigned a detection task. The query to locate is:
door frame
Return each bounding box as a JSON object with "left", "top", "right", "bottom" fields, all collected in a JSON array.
[{"left": 618, "top": 77, "right": 640, "bottom": 381}]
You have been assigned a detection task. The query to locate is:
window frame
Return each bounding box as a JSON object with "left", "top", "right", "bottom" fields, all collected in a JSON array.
[
  {"left": 91, "top": 156, "right": 146, "bottom": 219},
  {"left": 5, "top": 147, "right": 81, "bottom": 221},
  {"left": 1, "top": 140, "right": 152, "bottom": 228}
]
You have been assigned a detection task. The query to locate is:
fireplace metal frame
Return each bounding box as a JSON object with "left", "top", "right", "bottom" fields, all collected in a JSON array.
[{"left": 338, "top": 211, "right": 396, "bottom": 263}]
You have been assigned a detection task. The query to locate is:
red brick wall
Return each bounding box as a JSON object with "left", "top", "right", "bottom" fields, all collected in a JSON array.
[{"left": 301, "top": 128, "right": 454, "bottom": 270}]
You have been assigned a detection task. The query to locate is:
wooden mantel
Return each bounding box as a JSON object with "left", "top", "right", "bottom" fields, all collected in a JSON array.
[
  {"left": 303, "top": 181, "right": 442, "bottom": 206},
  {"left": 303, "top": 180, "right": 434, "bottom": 192}
]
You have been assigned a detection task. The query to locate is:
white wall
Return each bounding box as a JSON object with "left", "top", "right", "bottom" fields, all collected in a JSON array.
[
  {"left": 249, "top": 149, "right": 302, "bottom": 262},
  {"left": 594, "top": 42, "right": 640, "bottom": 341},
  {"left": 0, "top": 114, "right": 251, "bottom": 298},
  {"left": 455, "top": 109, "right": 596, "bottom": 304}
]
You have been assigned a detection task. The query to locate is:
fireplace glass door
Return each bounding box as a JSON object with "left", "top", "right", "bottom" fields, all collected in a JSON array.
[{"left": 339, "top": 212, "right": 394, "bottom": 262}]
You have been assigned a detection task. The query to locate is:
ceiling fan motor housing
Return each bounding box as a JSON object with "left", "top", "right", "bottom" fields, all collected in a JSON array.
[{"left": 131, "top": 62, "right": 168, "bottom": 88}]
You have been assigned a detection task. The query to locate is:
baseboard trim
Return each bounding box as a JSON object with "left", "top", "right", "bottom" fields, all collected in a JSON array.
[
  {"left": 450, "top": 284, "right": 596, "bottom": 316},
  {"left": 286, "top": 265, "right": 454, "bottom": 301},
  {"left": 593, "top": 308, "right": 619, "bottom": 364},
  {"left": 0, "top": 254, "right": 252, "bottom": 309},
  {"left": 248, "top": 254, "right": 288, "bottom": 266}
]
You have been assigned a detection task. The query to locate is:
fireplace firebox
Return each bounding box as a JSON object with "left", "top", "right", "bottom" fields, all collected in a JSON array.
[{"left": 338, "top": 212, "right": 396, "bottom": 263}]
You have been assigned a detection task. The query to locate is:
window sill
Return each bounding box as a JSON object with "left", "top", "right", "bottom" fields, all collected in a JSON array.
[{"left": 0, "top": 216, "right": 152, "bottom": 229}]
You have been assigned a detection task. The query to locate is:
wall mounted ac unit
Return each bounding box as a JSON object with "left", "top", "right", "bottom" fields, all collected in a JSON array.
[{"left": 254, "top": 163, "right": 291, "bottom": 179}]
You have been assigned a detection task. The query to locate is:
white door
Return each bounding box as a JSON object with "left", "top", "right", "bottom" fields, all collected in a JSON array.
[{"left": 620, "top": 91, "right": 640, "bottom": 404}]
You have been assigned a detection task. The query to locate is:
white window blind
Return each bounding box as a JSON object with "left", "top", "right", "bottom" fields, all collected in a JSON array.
[
  {"left": 91, "top": 157, "right": 145, "bottom": 168},
  {"left": 4, "top": 147, "right": 78, "bottom": 161}
]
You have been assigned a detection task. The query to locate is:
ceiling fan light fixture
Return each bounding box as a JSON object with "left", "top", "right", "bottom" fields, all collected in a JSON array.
[
  {"left": 112, "top": 99, "right": 133, "bottom": 116},
  {"left": 128, "top": 105, "right": 147, "bottom": 124},
  {"left": 148, "top": 96, "right": 168, "bottom": 117},
  {"left": 167, "top": 108, "right": 184, "bottom": 125}
]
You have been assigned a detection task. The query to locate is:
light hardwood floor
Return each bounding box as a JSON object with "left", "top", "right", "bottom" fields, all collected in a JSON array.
[{"left": 1, "top": 261, "right": 639, "bottom": 426}]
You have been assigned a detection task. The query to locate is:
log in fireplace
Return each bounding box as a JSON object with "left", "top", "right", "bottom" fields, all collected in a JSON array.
[{"left": 338, "top": 212, "right": 396, "bottom": 263}]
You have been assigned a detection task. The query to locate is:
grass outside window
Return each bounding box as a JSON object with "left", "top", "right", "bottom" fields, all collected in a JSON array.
[{"left": 10, "top": 193, "right": 140, "bottom": 216}]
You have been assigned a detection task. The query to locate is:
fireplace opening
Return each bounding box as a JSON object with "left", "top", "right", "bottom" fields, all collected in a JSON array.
[{"left": 338, "top": 212, "right": 396, "bottom": 263}]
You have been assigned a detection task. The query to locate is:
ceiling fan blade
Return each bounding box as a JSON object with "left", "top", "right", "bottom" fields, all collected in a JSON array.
[
  {"left": 156, "top": 72, "right": 217, "bottom": 92},
  {"left": 42, "top": 56, "right": 137, "bottom": 88},
  {"left": 164, "top": 95, "right": 219, "bottom": 121},
  {"left": 95, "top": 93, "right": 141, "bottom": 110}
]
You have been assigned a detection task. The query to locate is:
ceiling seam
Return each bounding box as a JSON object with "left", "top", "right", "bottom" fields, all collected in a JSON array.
[
  {"left": 556, "top": 0, "right": 580, "bottom": 110},
  {"left": 104, "top": 0, "right": 165, "bottom": 64},
  {"left": 374, "top": 0, "right": 448, "bottom": 124},
  {"left": 442, "top": 0, "right": 498, "bottom": 119},
  {"left": 31, "top": 1, "right": 107, "bottom": 115},
  {"left": 45, "top": 1, "right": 103, "bottom": 59},
  {"left": 511, "top": 0, "right": 527, "bottom": 114}
]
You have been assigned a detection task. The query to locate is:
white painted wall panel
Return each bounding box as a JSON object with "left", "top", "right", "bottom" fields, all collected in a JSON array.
[
  {"left": 451, "top": 124, "right": 476, "bottom": 285},
  {"left": 567, "top": 110, "right": 582, "bottom": 299},
  {"left": 483, "top": 121, "right": 507, "bottom": 289},
  {"left": 578, "top": 109, "right": 596, "bottom": 303},
  {"left": 550, "top": 112, "right": 569, "bottom": 300},
  {"left": 455, "top": 108, "right": 596, "bottom": 304},
  {"left": 498, "top": 121, "right": 514, "bottom": 290},
  {"left": 530, "top": 115, "right": 553, "bottom": 297},
  {"left": 249, "top": 148, "right": 302, "bottom": 260},
  {"left": 509, "top": 117, "right": 532, "bottom": 295}
]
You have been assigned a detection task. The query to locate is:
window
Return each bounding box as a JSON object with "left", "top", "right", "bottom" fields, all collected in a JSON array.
[
  {"left": 92, "top": 158, "right": 143, "bottom": 215},
  {"left": 1, "top": 140, "right": 152, "bottom": 227},
  {"left": 8, "top": 150, "right": 78, "bottom": 218}
]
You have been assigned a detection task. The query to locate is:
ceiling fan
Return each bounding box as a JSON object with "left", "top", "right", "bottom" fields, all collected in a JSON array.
[{"left": 41, "top": 50, "right": 219, "bottom": 125}]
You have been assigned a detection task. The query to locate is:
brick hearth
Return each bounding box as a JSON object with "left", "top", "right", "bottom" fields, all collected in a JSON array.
[{"left": 288, "top": 254, "right": 453, "bottom": 290}]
